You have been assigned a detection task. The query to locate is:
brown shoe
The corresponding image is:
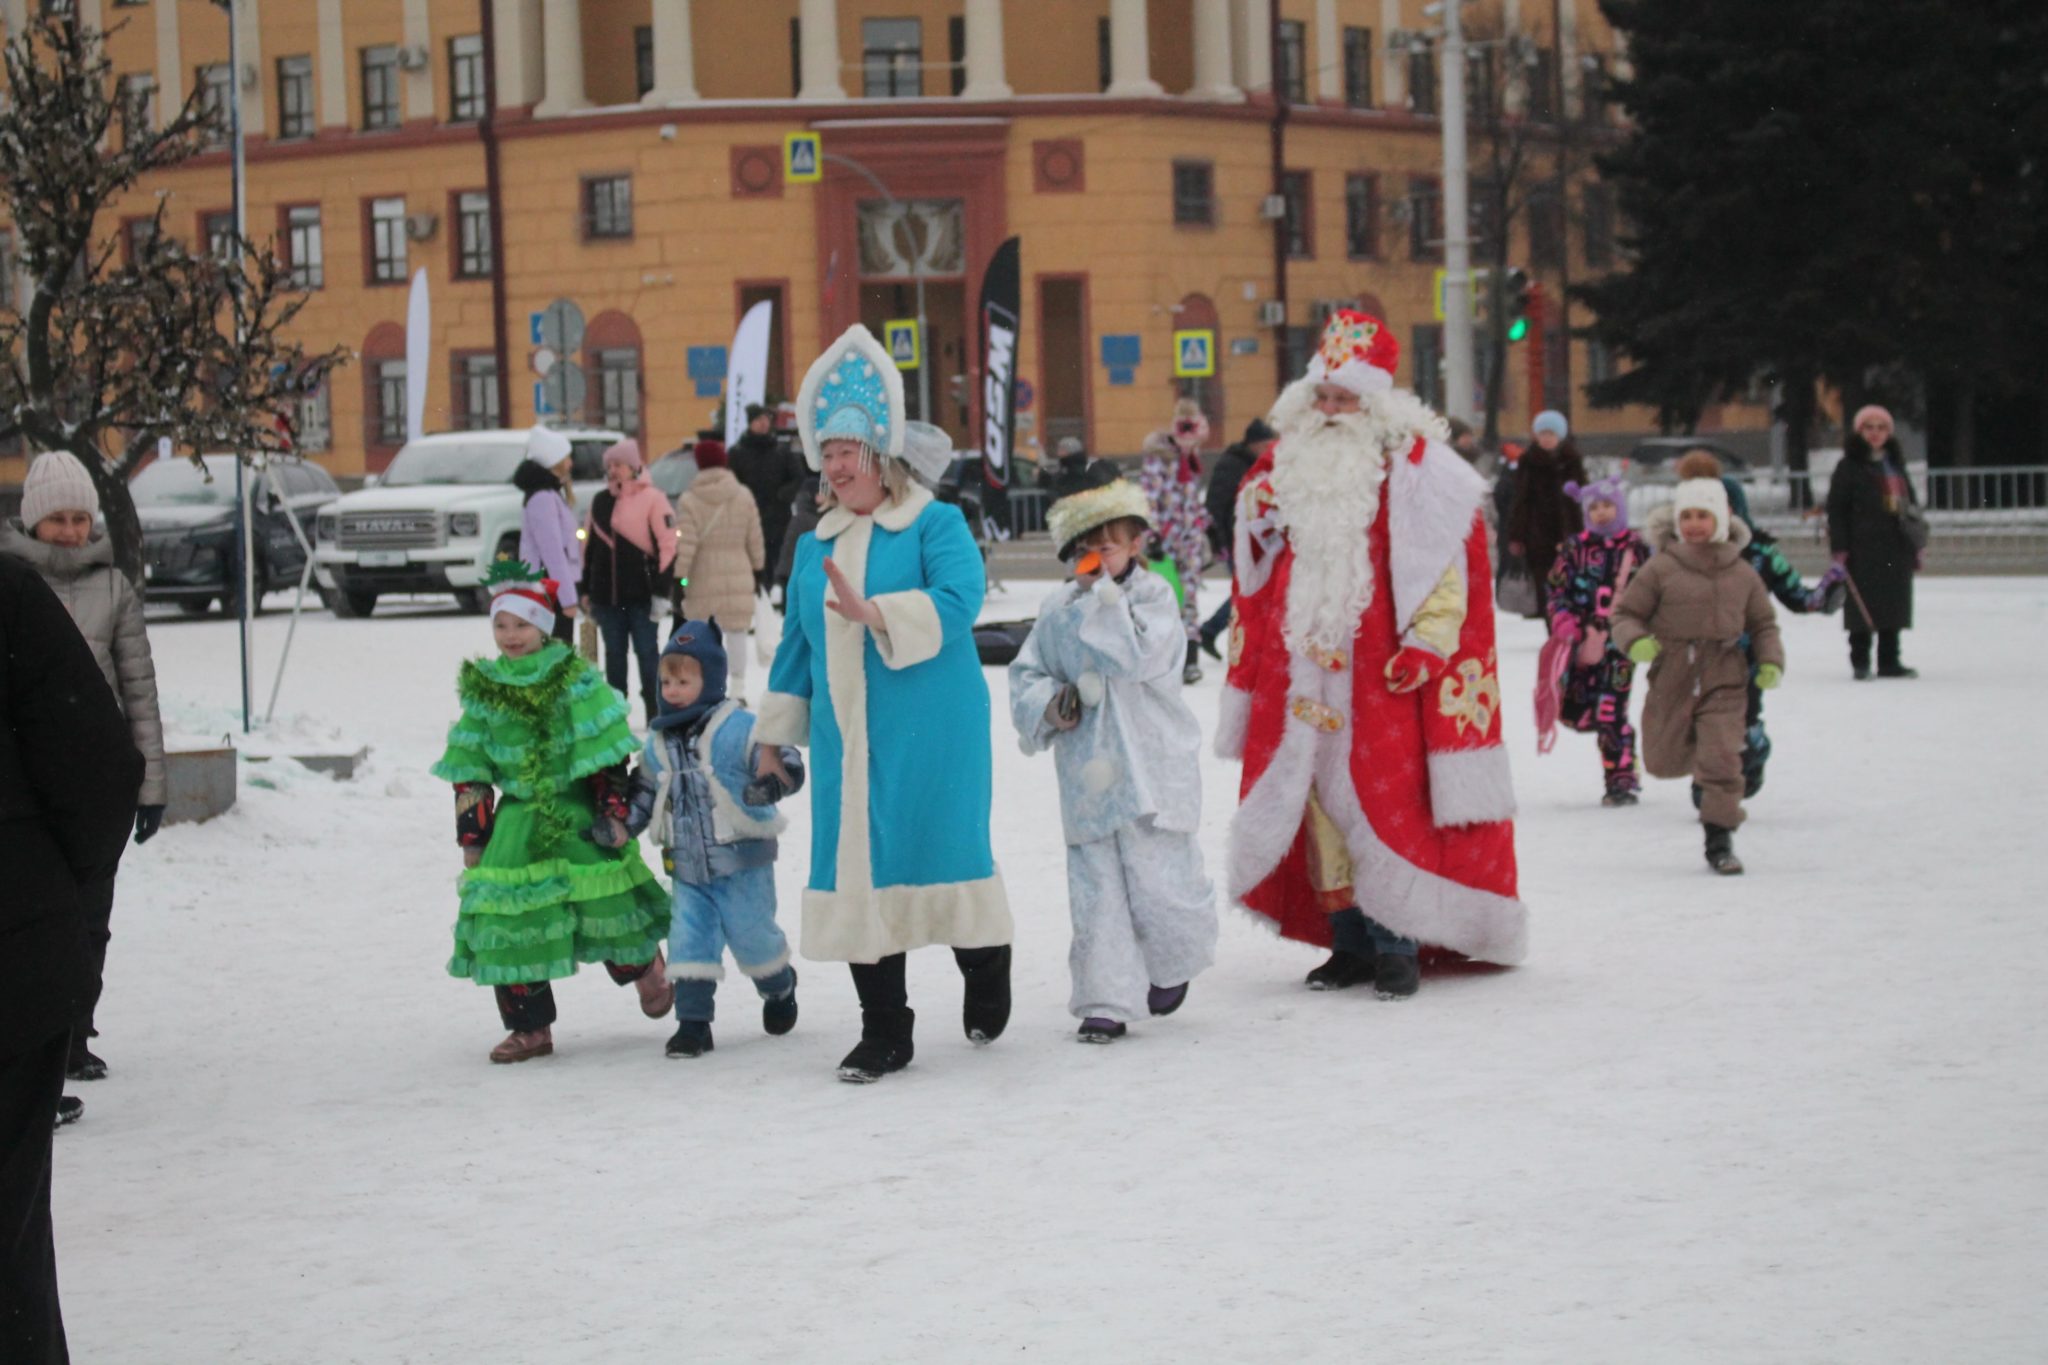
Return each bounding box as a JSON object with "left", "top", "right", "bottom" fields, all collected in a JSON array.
[
  {"left": 635, "top": 951, "right": 674, "bottom": 1019},
  {"left": 489, "top": 1028, "right": 554, "bottom": 1064}
]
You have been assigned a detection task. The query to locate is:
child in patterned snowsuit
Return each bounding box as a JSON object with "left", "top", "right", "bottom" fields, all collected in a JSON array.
[
  {"left": 1009, "top": 480, "right": 1217, "bottom": 1043},
  {"left": 1543, "top": 476, "right": 1650, "bottom": 805},
  {"left": 1137, "top": 399, "right": 1212, "bottom": 682},
  {"left": 599, "top": 621, "right": 804, "bottom": 1059},
  {"left": 432, "top": 565, "right": 674, "bottom": 1064}
]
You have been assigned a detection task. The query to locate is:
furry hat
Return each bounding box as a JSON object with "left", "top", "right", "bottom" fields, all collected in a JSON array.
[
  {"left": 603, "top": 438, "right": 644, "bottom": 472},
  {"left": 486, "top": 560, "right": 560, "bottom": 636},
  {"left": 1673, "top": 449, "right": 1723, "bottom": 481},
  {"left": 21, "top": 450, "right": 101, "bottom": 529},
  {"left": 655, "top": 617, "right": 728, "bottom": 728},
  {"left": 1564, "top": 475, "right": 1630, "bottom": 533},
  {"left": 1046, "top": 479, "right": 1151, "bottom": 562},
  {"left": 1672, "top": 478, "right": 1731, "bottom": 543},
  {"left": 525, "top": 425, "right": 572, "bottom": 468},
  {"left": 1531, "top": 410, "right": 1569, "bottom": 438},
  {"left": 1303, "top": 309, "right": 1400, "bottom": 397}
]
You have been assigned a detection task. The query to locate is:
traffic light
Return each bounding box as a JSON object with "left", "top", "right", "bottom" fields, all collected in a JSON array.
[{"left": 1504, "top": 267, "right": 1533, "bottom": 343}]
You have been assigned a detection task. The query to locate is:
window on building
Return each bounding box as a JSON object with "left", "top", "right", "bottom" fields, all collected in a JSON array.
[
  {"left": 1529, "top": 186, "right": 1567, "bottom": 270},
  {"left": 1585, "top": 336, "right": 1615, "bottom": 387},
  {"left": 1173, "top": 161, "right": 1215, "bottom": 227},
  {"left": 1345, "top": 174, "right": 1379, "bottom": 259},
  {"left": 1282, "top": 170, "right": 1312, "bottom": 259},
  {"left": 789, "top": 18, "right": 803, "bottom": 98},
  {"left": 583, "top": 175, "right": 633, "bottom": 240},
  {"left": 297, "top": 384, "right": 332, "bottom": 453},
  {"left": 1278, "top": 21, "right": 1307, "bottom": 104},
  {"left": 1583, "top": 184, "right": 1616, "bottom": 268},
  {"left": 368, "top": 197, "right": 408, "bottom": 284},
  {"left": 449, "top": 35, "right": 486, "bottom": 121},
  {"left": 276, "top": 55, "right": 314, "bottom": 139},
  {"left": 361, "top": 45, "right": 401, "bottom": 131},
  {"left": 1407, "top": 177, "right": 1442, "bottom": 261},
  {"left": 373, "top": 359, "right": 407, "bottom": 445},
  {"left": 1280, "top": 325, "right": 1319, "bottom": 383},
  {"left": 112, "top": 0, "right": 147, "bottom": 7},
  {"left": 40, "top": 0, "right": 74, "bottom": 16},
  {"left": 1097, "top": 18, "right": 1111, "bottom": 92},
  {"left": 455, "top": 192, "right": 492, "bottom": 278},
  {"left": 634, "top": 25, "right": 654, "bottom": 98},
  {"left": 122, "top": 216, "right": 158, "bottom": 266},
  {"left": 1408, "top": 49, "right": 1437, "bottom": 115},
  {"left": 1469, "top": 175, "right": 1503, "bottom": 258},
  {"left": 1527, "top": 47, "right": 1558, "bottom": 123},
  {"left": 457, "top": 354, "right": 501, "bottom": 430},
  {"left": 1343, "top": 27, "right": 1373, "bottom": 108},
  {"left": 948, "top": 17, "right": 966, "bottom": 96},
  {"left": 1412, "top": 325, "right": 1444, "bottom": 409},
  {"left": 1467, "top": 48, "right": 1498, "bottom": 126},
  {"left": 203, "top": 209, "right": 236, "bottom": 263},
  {"left": 195, "top": 63, "right": 233, "bottom": 146},
  {"left": 285, "top": 205, "right": 324, "bottom": 289},
  {"left": 862, "top": 18, "right": 922, "bottom": 98},
  {"left": 1579, "top": 55, "right": 1610, "bottom": 125},
  {"left": 1544, "top": 328, "right": 1571, "bottom": 411},
  {"left": 594, "top": 348, "right": 642, "bottom": 436},
  {"left": 115, "top": 73, "right": 156, "bottom": 144}
]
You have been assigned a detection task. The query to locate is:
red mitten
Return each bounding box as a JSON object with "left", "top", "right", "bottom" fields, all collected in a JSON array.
[
  {"left": 1385, "top": 646, "right": 1439, "bottom": 695},
  {"left": 588, "top": 764, "right": 631, "bottom": 824}
]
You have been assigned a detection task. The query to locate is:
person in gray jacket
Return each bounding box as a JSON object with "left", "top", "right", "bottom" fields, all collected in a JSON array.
[{"left": 1, "top": 450, "right": 167, "bottom": 1082}]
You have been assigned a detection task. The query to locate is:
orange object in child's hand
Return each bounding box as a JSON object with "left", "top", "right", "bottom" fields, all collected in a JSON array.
[{"left": 1074, "top": 551, "right": 1103, "bottom": 577}]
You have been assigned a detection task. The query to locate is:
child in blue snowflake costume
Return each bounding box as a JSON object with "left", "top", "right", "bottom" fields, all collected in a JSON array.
[{"left": 594, "top": 619, "right": 805, "bottom": 1058}]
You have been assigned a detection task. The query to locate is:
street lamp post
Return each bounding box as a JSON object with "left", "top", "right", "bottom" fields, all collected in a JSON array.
[
  {"left": 214, "top": 0, "right": 254, "bottom": 732},
  {"left": 822, "top": 152, "right": 931, "bottom": 424},
  {"left": 1437, "top": 0, "right": 1478, "bottom": 426}
]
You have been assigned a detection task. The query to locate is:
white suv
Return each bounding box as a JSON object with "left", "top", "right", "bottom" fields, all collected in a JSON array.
[{"left": 313, "top": 427, "right": 623, "bottom": 617}]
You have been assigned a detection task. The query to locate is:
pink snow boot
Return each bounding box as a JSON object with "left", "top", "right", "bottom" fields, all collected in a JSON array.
[{"left": 634, "top": 951, "right": 674, "bottom": 1018}]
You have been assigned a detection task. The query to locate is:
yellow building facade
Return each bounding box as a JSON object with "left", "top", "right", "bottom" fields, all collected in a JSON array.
[{"left": 1, "top": 0, "right": 1768, "bottom": 485}]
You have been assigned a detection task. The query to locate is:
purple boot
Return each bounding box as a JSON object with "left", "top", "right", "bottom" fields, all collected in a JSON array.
[
  {"left": 1147, "top": 983, "right": 1189, "bottom": 1017},
  {"left": 1077, "top": 1017, "right": 1127, "bottom": 1043}
]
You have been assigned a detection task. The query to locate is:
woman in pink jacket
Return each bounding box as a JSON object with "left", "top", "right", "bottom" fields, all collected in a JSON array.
[{"left": 581, "top": 439, "right": 677, "bottom": 721}]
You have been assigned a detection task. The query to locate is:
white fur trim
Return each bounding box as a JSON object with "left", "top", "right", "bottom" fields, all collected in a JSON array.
[
  {"left": 754, "top": 692, "right": 810, "bottom": 748},
  {"left": 1047, "top": 479, "right": 1150, "bottom": 555},
  {"left": 800, "top": 875, "right": 1015, "bottom": 964},
  {"left": 1226, "top": 630, "right": 1526, "bottom": 965},
  {"left": 1081, "top": 757, "right": 1117, "bottom": 792},
  {"left": 490, "top": 592, "right": 555, "bottom": 637},
  {"left": 1311, "top": 356, "right": 1396, "bottom": 397},
  {"left": 735, "top": 946, "right": 793, "bottom": 980},
  {"left": 1388, "top": 437, "right": 1487, "bottom": 633},
  {"left": 1091, "top": 577, "right": 1124, "bottom": 606},
  {"left": 1427, "top": 746, "right": 1518, "bottom": 827},
  {"left": 815, "top": 483, "right": 932, "bottom": 543},
  {"left": 1076, "top": 670, "right": 1105, "bottom": 707},
  {"left": 1215, "top": 684, "right": 1250, "bottom": 760},
  {"left": 870, "top": 590, "right": 943, "bottom": 670},
  {"left": 697, "top": 703, "right": 788, "bottom": 841},
  {"left": 666, "top": 962, "right": 728, "bottom": 982}
]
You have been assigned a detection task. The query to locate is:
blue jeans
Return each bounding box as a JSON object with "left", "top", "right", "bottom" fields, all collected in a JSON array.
[
  {"left": 668, "top": 865, "right": 795, "bottom": 1021},
  {"left": 1332, "top": 905, "right": 1418, "bottom": 958},
  {"left": 591, "top": 602, "right": 661, "bottom": 717}
]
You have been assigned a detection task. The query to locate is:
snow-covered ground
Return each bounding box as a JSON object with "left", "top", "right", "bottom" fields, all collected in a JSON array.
[{"left": 59, "top": 578, "right": 2048, "bottom": 1363}]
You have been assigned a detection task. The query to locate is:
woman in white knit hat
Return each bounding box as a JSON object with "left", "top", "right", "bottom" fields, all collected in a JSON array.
[{"left": 0, "top": 449, "right": 166, "bottom": 1082}]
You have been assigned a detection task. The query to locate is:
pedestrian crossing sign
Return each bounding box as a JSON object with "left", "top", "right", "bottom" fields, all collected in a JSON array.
[
  {"left": 1173, "top": 329, "right": 1216, "bottom": 378},
  {"left": 784, "top": 132, "right": 822, "bottom": 184},
  {"left": 885, "top": 319, "right": 921, "bottom": 370}
]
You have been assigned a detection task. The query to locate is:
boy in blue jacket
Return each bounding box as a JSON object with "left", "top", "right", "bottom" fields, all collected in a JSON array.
[{"left": 593, "top": 620, "right": 804, "bottom": 1058}]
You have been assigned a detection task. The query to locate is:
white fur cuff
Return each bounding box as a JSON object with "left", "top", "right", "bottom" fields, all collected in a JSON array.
[
  {"left": 1091, "top": 577, "right": 1125, "bottom": 606},
  {"left": 1428, "top": 745, "right": 1518, "bottom": 827},
  {"left": 666, "top": 962, "right": 727, "bottom": 982},
  {"left": 869, "top": 590, "right": 944, "bottom": 671},
  {"left": 1215, "top": 684, "right": 1251, "bottom": 760},
  {"left": 753, "top": 691, "right": 810, "bottom": 748},
  {"left": 736, "top": 946, "right": 793, "bottom": 980}
]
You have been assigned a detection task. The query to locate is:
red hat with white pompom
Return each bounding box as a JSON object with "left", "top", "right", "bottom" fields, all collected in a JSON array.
[
  {"left": 1305, "top": 309, "right": 1401, "bottom": 398},
  {"left": 485, "top": 560, "right": 561, "bottom": 636}
]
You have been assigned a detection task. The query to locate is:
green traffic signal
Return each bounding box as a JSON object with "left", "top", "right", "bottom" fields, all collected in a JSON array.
[{"left": 1507, "top": 316, "right": 1530, "bottom": 343}]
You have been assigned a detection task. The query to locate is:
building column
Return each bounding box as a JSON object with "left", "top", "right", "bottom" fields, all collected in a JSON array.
[
  {"left": 494, "top": 0, "right": 544, "bottom": 109},
  {"left": 1189, "top": 0, "right": 1240, "bottom": 102},
  {"left": 402, "top": 0, "right": 433, "bottom": 122},
  {"left": 154, "top": 0, "right": 185, "bottom": 124},
  {"left": 797, "top": 0, "right": 845, "bottom": 101},
  {"left": 1315, "top": 0, "right": 1342, "bottom": 102},
  {"left": 1104, "top": 0, "right": 1161, "bottom": 98},
  {"left": 533, "top": 0, "right": 588, "bottom": 116},
  {"left": 644, "top": 0, "right": 700, "bottom": 103},
  {"left": 1235, "top": 0, "right": 1271, "bottom": 94},
  {"left": 958, "top": 0, "right": 1011, "bottom": 101}
]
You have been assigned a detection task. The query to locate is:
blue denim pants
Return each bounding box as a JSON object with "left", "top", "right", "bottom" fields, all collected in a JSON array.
[
  {"left": 591, "top": 601, "right": 662, "bottom": 717},
  {"left": 668, "top": 865, "right": 795, "bottom": 1022}
]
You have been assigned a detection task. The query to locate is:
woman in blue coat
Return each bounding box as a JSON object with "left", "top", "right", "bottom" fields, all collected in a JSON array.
[{"left": 753, "top": 325, "right": 1013, "bottom": 1083}]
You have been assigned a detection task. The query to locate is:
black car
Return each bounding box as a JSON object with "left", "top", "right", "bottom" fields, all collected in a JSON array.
[{"left": 137, "top": 455, "right": 341, "bottom": 615}]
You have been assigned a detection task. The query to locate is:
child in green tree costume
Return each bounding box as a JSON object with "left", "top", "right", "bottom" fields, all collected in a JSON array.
[{"left": 432, "top": 562, "right": 674, "bottom": 1064}]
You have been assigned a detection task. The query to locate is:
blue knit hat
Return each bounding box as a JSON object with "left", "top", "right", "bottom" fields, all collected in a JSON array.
[
  {"left": 655, "top": 617, "right": 728, "bottom": 728},
  {"left": 1531, "top": 410, "right": 1569, "bottom": 438}
]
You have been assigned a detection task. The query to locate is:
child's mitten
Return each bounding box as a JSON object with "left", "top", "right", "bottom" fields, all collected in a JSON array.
[
  {"left": 1627, "top": 637, "right": 1661, "bottom": 664},
  {"left": 584, "top": 816, "right": 630, "bottom": 849},
  {"left": 742, "top": 749, "right": 807, "bottom": 806},
  {"left": 1755, "top": 663, "right": 1783, "bottom": 690}
]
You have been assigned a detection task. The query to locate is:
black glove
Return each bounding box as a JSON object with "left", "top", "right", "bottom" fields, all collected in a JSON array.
[
  {"left": 583, "top": 817, "right": 629, "bottom": 849},
  {"left": 133, "top": 804, "right": 166, "bottom": 845},
  {"left": 743, "top": 750, "right": 806, "bottom": 807}
]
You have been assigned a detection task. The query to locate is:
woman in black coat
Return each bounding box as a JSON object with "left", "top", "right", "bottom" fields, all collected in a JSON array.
[
  {"left": 1, "top": 554, "right": 143, "bottom": 1361},
  {"left": 1505, "top": 411, "right": 1588, "bottom": 618},
  {"left": 1828, "top": 405, "right": 1920, "bottom": 679}
]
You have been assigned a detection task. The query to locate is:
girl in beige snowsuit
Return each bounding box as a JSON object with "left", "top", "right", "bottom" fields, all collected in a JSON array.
[{"left": 1611, "top": 478, "right": 1784, "bottom": 875}]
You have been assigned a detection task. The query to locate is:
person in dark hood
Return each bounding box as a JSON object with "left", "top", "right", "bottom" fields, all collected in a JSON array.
[
  {"left": 1040, "top": 437, "right": 1121, "bottom": 502},
  {"left": 727, "top": 404, "right": 805, "bottom": 588},
  {"left": 1196, "top": 418, "right": 1275, "bottom": 658}
]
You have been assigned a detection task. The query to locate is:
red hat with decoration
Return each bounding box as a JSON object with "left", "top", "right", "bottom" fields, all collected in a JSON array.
[
  {"left": 484, "top": 560, "right": 561, "bottom": 636},
  {"left": 1306, "top": 308, "right": 1401, "bottom": 398}
]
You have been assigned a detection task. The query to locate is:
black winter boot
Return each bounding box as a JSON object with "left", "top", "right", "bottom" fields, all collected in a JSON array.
[
  {"left": 66, "top": 1036, "right": 106, "bottom": 1082},
  {"left": 838, "top": 1008, "right": 915, "bottom": 1083},
  {"left": 665, "top": 1020, "right": 714, "bottom": 1058},
  {"left": 1182, "top": 640, "right": 1204, "bottom": 685},
  {"left": 1704, "top": 824, "right": 1744, "bottom": 876},
  {"left": 1372, "top": 953, "right": 1421, "bottom": 1001},
  {"left": 1305, "top": 949, "right": 1376, "bottom": 991},
  {"left": 762, "top": 967, "right": 798, "bottom": 1037},
  {"left": 956, "top": 945, "right": 1013, "bottom": 1044}
]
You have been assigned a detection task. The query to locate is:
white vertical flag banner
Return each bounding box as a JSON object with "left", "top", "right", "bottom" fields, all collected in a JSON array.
[
  {"left": 405, "top": 267, "right": 431, "bottom": 446},
  {"left": 724, "top": 300, "right": 774, "bottom": 447}
]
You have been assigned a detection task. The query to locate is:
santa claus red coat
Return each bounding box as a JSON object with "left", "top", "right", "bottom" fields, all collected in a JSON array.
[{"left": 1216, "top": 318, "right": 1527, "bottom": 965}]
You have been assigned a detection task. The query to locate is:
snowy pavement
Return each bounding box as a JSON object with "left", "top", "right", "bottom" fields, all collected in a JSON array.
[{"left": 60, "top": 579, "right": 2048, "bottom": 1363}]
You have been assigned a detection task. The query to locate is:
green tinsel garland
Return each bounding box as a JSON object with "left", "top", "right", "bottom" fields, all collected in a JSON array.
[{"left": 455, "top": 646, "right": 579, "bottom": 860}]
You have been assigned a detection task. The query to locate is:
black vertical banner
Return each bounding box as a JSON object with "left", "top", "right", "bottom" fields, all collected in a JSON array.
[{"left": 978, "top": 236, "right": 1022, "bottom": 490}]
